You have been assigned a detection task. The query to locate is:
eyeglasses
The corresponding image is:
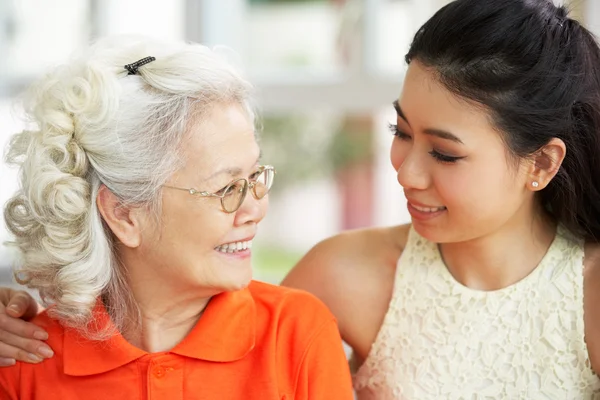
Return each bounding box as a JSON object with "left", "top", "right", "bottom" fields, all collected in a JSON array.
[{"left": 163, "top": 165, "right": 275, "bottom": 213}]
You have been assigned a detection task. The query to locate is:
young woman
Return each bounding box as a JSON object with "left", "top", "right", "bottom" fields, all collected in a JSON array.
[
  {"left": 285, "top": 0, "right": 600, "bottom": 397},
  {"left": 2, "top": 0, "right": 600, "bottom": 398}
]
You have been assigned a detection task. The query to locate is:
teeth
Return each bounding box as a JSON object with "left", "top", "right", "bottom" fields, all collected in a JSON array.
[
  {"left": 215, "top": 240, "right": 253, "bottom": 253},
  {"left": 412, "top": 204, "right": 446, "bottom": 213}
]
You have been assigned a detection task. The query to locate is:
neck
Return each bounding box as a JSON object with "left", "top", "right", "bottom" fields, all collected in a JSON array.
[
  {"left": 128, "top": 289, "right": 211, "bottom": 353},
  {"left": 114, "top": 254, "right": 214, "bottom": 353},
  {"left": 439, "top": 204, "right": 556, "bottom": 291}
]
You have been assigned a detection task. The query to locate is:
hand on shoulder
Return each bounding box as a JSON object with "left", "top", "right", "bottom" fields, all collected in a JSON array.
[{"left": 0, "top": 288, "right": 51, "bottom": 366}]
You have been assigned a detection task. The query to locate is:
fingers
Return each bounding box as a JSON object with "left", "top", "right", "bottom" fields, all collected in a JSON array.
[
  {"left": 0, "top": 327, "right": 53, "bottom": 364},
  {"left": 0, "top": 357, "right": 16, "bottom": 366},
  {"left": 0, "top": 341, "right": 46, "bottom": 365},
  {"left": 0, "top": 312, "right": 48, "bottom": 341},
  {"left": 0, "top": 288, "right": 51, "bottom": 366},
  {"left": 5, "top": 291, "right": 40, "bottom": 321}
]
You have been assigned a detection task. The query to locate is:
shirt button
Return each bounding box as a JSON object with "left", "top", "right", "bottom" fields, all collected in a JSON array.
[{"left": 153, "top": 367, "right": 166, "bottom": 378}]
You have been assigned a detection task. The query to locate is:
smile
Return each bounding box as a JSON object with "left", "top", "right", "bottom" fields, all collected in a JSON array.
[
  {"left": 215, "top": 240, "right": 253, "bottom": 253},
  {"left": 410, "top": 204, "right": 447, "bottom": 213}
]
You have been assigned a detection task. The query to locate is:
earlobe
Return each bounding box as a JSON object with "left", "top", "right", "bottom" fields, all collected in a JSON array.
[
  {"left": 96, "top": 185, "right": 142, "bottom": 248},
  {"left": 529, "top": 138, "right": 566, "bottom": 191}
]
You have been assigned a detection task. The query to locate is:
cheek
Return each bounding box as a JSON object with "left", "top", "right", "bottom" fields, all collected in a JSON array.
[
  {"left": 160, "top": 196, "right": 232, "bottom": 250},
  {"left": 260, "top": 195, "right": 270, "bottom": 217},
  {"left": 434, "top": 160, "right": 521, "bottom": 212},
  {"left": 434, "top": 165, "right": 484, "bottom": 196}
]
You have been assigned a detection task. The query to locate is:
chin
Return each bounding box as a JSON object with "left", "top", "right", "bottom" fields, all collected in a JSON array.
[
  {"left": 411, "top": 220, "right": 439, "bottom": 241},
  {"left": 221, "top": 270, "right": 253, "bottom": 292},
  {"left": 413, "top": 218, "right": 496, "bottom": 245},
  {"left": 411, "top": 220, "right": 455, "bottom": 244}
]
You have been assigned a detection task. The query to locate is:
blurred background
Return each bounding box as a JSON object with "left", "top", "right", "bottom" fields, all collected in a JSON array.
[{"left": 0, "top": 0, "right": 596, "bottom": 288}]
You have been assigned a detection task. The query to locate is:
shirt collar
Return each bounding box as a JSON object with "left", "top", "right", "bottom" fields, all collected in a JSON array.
[{"left": 63, "top": 287, "right": 256, "bottom": 376}]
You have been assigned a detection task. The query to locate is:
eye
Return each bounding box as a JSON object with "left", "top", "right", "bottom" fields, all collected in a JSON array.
[
  {"left": 215, "top": 183, "right": 236, "bottom": 197},
  {"left": 249, "top": 169, "right": 261, "bottom": 181},
  {"left": 429, "top": 150, "right": 465, "bottom": 164},
  {"left": 388, "top": 123, "right": 411, "bottom": 140}
]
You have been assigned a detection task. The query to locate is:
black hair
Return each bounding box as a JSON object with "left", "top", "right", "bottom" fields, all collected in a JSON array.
[{"left": 406, "top": 0, "right": 600, "bottom": 241}]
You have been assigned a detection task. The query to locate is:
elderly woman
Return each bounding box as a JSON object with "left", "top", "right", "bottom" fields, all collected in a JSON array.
[{"left": 0, "top": 36, "right": 353, "bottom": 399}]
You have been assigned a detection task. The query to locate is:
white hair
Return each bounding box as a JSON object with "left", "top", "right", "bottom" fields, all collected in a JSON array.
[{"left": 3, "top": 35, "right": 253, "bottom": 338}]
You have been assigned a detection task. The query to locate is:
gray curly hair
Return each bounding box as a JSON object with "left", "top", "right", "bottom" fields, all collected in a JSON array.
[{"left": 3, "top": 35, "right": 253, "bottom": 338}]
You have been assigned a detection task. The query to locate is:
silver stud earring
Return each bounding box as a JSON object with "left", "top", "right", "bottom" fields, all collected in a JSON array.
[{"left": 532, "top": 181, "right": 539, "bottom": 188}]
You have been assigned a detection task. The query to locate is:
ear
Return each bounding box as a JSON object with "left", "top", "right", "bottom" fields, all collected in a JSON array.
[
  {"left": 527, "top": 137, "right": 566, "bottom": 191},
  {"left": 96, "top": 185, "right": 143, "bottom": 248}
]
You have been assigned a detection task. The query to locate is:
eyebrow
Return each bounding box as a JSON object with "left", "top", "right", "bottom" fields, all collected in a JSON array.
[
  {"left": 393, "top": 100, "right": 407, "bottom": 122},
  {"left": 423, "top": 128, "right": 464, "bottom": 144},
  {"left": 204, "top": 152, "right": 263, "bottom": 182},
  {"left": 392, "top": 100, "right": 464, "bottom": 145}
]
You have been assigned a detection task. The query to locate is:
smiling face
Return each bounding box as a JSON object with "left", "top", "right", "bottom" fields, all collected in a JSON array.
[
  {"left": 390, "top": 61, "right": 535, "bottom": 243},
  {"left": 134, "top": 102, "right": 269, "bottom": 294}
]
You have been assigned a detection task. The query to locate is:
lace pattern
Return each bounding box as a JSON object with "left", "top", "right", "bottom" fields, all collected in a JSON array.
[{"left": 353, "top": 226, "right": 600, "bottom": 399}]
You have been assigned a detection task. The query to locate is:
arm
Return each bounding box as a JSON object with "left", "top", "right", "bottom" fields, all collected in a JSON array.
[
  {"left": 584, "top": 242, "right": 600, "bottom": 374},
  {"left": 294, "top": 319, "right": 354, "bottom": 400},
  {"left": 0, "top": 288, "right": 52, "bottom": 366},
  {"left": 282, "top": 226, "right": 407, "bottom": 359}
]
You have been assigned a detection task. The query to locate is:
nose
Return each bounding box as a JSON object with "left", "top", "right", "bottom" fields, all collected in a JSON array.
[
  {"left": 396, "top": 151, "right": 431, "bottom": 191},
  {"left": 234, "top": 187, "right": 268, "bottom": 226}
]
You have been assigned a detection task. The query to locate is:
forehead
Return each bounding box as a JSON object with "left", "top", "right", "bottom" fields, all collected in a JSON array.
[
  {"left": 399, "top": 62, "right": 498, "bottom": 142},
  {"left": 184, "top": 103, "right": 259, "bottom": 168}
]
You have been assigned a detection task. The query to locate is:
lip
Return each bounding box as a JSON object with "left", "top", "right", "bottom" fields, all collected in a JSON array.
[
  {"left": 406, "top": 200, "right": 446, "bottom": 221},
  {"left": 217, "top": 248, "right": 252, "bottom": 260},
  {"left": 214, "top": 235, "right": 255, "bottom": 260},
  {"left": 219, "top": 235, "right": 255, "bottom": 246}
]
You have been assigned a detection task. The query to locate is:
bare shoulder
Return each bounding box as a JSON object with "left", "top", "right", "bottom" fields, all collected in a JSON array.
[
  {"left": 584, "top": 241, "right": 600, "bottom": 374},
  {"left": 281, "top": 224, "right": 411, "bottom": 358}
]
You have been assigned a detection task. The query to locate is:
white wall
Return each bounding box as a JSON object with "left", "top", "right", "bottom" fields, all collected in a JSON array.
[
  {"left": 5, "top": 0, "right": 89, "bottom": 79},
  {"left": 102, "top": 0, "right": 185, "bottom": 40}
]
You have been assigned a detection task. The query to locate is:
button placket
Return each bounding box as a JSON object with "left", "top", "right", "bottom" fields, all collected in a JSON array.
[{"left": 148, "top": 356, "right": 184, "bottom": 400}]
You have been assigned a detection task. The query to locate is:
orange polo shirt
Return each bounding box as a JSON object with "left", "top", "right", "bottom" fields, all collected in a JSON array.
[{"left": 0, "top": 280, "right": 353, "bottom": 400}]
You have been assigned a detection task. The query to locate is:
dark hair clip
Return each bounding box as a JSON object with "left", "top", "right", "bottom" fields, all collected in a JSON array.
[{"left": 124, "top": 56, "right": 156, "bottom": 75}]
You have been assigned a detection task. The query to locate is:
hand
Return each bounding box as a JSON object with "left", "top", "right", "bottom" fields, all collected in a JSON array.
[{"left": 0, "top": 288, "right": 52, "bottom": 366}]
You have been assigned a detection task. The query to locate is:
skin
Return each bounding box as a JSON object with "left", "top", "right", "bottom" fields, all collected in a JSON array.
[{"left": 1, "top": 63, "right": 600, "bottom": 376}]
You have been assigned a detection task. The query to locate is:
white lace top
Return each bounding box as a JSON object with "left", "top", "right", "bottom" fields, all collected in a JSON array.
[{"left": 353, "top": 225, "right": 600, "bottom": 399}]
